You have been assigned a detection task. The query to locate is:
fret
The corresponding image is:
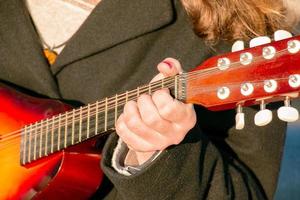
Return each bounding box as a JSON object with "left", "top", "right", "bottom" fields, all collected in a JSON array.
[
  {"left": 126, "top": 91, "right": 129, "bottom": 103},
  {"left": 128, "top": 90, "right": 135, "bottom": 102},
  {"left": 79, "top": 107, "right": 83, "bottom": 142},
  {"left": 39, "top": 120, "right": 43, "bottom": 158},
  {"left": 149, "top": 83, "right": 152, "bottom": 95},
  {"left": 95, "top": 102, "right": 99, "bottom": 135},
  {"left": 71, "top": 109, "right": 75, "bottom": 145},
  {"left": 33, "top": 123, "right": 38, "bottom": 161},
  {"left": 64, "top": 112, "right": 68, "bottom": 148},
  {"left": 22, "top": 126, "right": 28, "bottom": 165},
  {"left": 45, "top": 118, "right": 49, "bottom": 155},
  {"left": 28, "top": 125, "right": 32, "bottom": 162},
  {"left": 57, "top": 114, "right": 62, "bottom": 151},
  {"left": 87, "top": 104, "right": 90, "bottom": 138},
  {"left": 115, "top": 95, "right": 118, "bottom": 124},
  {"left": 104, "top": 98, "right": 108, "bottom": 132},
  {"left": 137, "top": 86, "right": 140, "bottom": 97},
  {"left": 161, "top": 78, "right": 165, "bottom": 88},
  {"left": 51, "top": 117, "right": 55, "bottom": 154}
]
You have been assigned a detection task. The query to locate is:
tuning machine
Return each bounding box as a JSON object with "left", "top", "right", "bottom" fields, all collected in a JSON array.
[
  {"left": 274, "top": 30, "right": 292, "bottom": 41},
  {"left": 249, "top": 36, "right": 271, "bottom": 48},
  {"left": 277, "top": 97, "right": 299, "bottom": 122},
  {"left": 254, "top": 100, "right": 273, "bottom": 126},
  {"left": 235, "top": 105, "right": 245, "bottom": 130}
]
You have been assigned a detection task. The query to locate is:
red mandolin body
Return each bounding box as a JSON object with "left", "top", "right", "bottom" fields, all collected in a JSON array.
[{"left": 0, "top": 85, "right": 103, "bottom": 200}]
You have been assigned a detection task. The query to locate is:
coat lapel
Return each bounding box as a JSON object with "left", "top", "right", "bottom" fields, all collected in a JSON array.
[
  {"left": 0, "top": 0, "right": 60, "bottom": 98},
  {"left": 51, "top": 0, "right": 174, "bottom": 74}
]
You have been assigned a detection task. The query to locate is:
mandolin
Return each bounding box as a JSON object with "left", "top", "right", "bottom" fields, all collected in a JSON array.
[{"left": 0, "top": 31, "right": 300, "bottom": 199}]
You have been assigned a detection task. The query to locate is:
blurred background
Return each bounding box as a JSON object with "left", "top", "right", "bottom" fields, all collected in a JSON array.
[
  {"left": 274, "top": 2, "right": 300, "bottom": 198},
  {"left": 275, "top": 101, "right": 300, "bottom": 200}
]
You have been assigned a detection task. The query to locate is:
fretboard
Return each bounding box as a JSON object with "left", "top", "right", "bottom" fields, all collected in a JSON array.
[{"left": 20, "top": 74, "right": 186, "bottom": 165}]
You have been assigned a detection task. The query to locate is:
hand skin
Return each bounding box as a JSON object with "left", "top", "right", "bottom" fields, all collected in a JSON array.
[{"left": 115, "top": 58, "right": 197, "bottom": 165}]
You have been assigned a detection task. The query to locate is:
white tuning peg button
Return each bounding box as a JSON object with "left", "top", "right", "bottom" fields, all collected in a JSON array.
[
  {"left": 254, "top": 109, "right": 273, "bottom": 126},
  {"left": 232, "top": 40, "right": 245, "bottom": 52},
  {"left": 277, "top": 106, "right": 299, "bottom": 122},
  {"left": 235, "top": 105, "right": 245, "bottom": 130},
  {"left": 274, "top": 30, "right": 292, "bottom": 41},
  {"left": 250, "top": 36, "right": 271, "bottom": 48},
  {"left": 235, "top": 113, "right": 245, "bottom": 130},
  {"left": 254, "top": 100, "right": 272, "bottom": 126},
  {"left": 277, "top": 97, "right": 299, "bottom": 122}
]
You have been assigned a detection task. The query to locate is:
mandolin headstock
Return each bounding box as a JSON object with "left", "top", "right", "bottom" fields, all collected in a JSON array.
[{"left": 184, "top": 30, "right": 300, "bottom": 129}]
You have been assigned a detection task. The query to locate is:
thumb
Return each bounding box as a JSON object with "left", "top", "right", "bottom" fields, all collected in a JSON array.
[{"left": 151, "top": 58, "right": 183, "bottom": 82}]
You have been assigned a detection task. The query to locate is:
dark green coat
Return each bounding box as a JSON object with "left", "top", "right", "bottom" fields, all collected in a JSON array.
[{"left": 0, "top": 0, "right": 286, "bottom": 199}]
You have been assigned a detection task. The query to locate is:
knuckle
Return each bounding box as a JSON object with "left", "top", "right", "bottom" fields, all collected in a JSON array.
[
  {"left": 115, "top": 125, "right": 122, "bottom": 135},
  {"left": 115, "top": 116, "right": 125, "bottom": 133},
  {"left": 152, "top": 90, "right": 163, "bottom": 100},
  {"left": 154, "top": 90, "right": 171, "bottom": 103},
  {"left": 160, "top": 103, "right": 176, "bottom": 118},
  {"left": 126, "top": 117, "right": 139, "bottom": 130},
  {"left": 124, "top": 100, "right": 137, "bottom": 113},
  {"left": 190, "top": 115, "right": 197, "bottom": 127},
  {"left": 138, "top": 94, "right": 150, "bottom": 102},
  {"left": 143, "top": 114, "right": 159, "bottom": 126},
  {"left": 115, "top": 121, "right": 122, "bottom": 132},
  {"left": 185, "top": 110, "right": 197, "bottom": 127}
]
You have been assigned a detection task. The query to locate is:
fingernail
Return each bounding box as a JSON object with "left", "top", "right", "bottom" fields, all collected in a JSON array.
[{"left": 162, "top": 60, "right": 173, "bottom": 69}]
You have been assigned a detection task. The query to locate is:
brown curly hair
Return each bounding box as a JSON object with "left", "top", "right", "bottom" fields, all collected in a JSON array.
[{"left": 181, "top": 0, "right": 290, "bottom": 44}]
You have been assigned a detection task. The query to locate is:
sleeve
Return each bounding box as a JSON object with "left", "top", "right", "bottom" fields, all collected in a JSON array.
[
  {"left": 100, "top": 104, "right": 286, "bottom": 200},
  {"left": 110, "top": 138, "right": 161, "bottom": 176}
]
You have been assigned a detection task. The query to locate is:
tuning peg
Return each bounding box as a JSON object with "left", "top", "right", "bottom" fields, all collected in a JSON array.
[
  {"left": 249, "top": 36, "right": 271, "bottom": 48},
  {"left": 262, "top": 46, "right": 276, "bottom": 59},
  {"left": 232, "top": 40, "right": 245, "bottom": 52},
  {"left": 287, "top": 40, "right": 300, "bottom": 54},
  {"left": 288, "top": 74, "right": 300, "bottom": 88},
  {"left": 277, "top": 97, "right": 299, "bottom": 122},
  {"left": 235, "top": 105, "right": 245, "bottom": 130},
  {"left": 274, "top": 30, "right": 293, "bottom": 41},
  {"left": 254, "top": 100, "right": 272, "bottom": 126}
]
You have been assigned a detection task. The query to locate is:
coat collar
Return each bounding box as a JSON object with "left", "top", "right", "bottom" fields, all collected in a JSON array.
[
  {"left": 0, "top": 0, "right": 174, "bottom": 94},
  {"left": 51, "top": 0, "right": 174, "bottom": 74},
  {"left": 0, "top": 0, "right": 60, "bottom": 98}
]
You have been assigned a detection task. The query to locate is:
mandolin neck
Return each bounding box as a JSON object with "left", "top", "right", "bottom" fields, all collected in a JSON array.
[{"left": 20, "top": 74, "right": 186, "bottom": 165}]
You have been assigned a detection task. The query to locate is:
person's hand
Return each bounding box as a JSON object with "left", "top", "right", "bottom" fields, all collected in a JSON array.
[{"left": 115, "top": 58, "right": 196, "bottom": 165}]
